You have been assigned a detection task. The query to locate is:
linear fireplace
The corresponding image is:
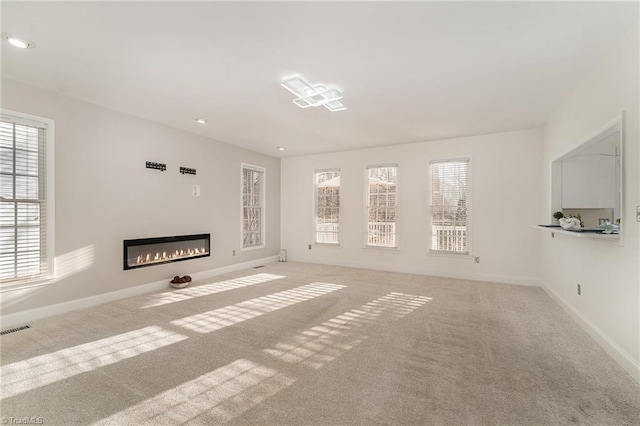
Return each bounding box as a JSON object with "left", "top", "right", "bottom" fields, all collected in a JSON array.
[{"left": 123, "top": 233, "right": 210, "bottom": 270}]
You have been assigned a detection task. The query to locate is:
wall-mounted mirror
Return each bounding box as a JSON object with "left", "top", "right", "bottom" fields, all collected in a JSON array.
[{"left": 551, "top": 115, "right": 623, "bottom": 230}]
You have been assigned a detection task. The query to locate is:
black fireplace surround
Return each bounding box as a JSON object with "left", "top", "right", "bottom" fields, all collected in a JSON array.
[{"left": 123, "top": 233, "right": 210, "bottom": 270}]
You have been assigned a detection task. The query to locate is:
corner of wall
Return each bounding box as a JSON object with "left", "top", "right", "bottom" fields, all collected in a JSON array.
[{"left": 540, "top": 280, "right": 640, "bottom": 383}]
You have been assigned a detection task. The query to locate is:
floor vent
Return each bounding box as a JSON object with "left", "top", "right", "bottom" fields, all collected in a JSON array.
[
  {"left": 253, "top": 265, "right": 264, "bottom": 269},
  {"left": 1, "top": 325, "right": 31, "bottom": 335}
]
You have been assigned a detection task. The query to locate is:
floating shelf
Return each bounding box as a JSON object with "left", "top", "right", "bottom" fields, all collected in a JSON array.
[{"left": 532, "top": 225, "right": 620, "bottom": 240}]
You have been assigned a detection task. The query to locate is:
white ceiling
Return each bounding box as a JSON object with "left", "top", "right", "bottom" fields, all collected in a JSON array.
[{"left": 1, "top": 1, "right": 637, "bottom": 158}]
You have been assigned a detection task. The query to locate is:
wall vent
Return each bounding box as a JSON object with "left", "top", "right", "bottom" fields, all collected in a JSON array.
[
  {"left": 1, "top": 325, "right": 31, "bottom": 335},
  {"left": 253, "top": 265, "right": 265, "bottom": 269}
]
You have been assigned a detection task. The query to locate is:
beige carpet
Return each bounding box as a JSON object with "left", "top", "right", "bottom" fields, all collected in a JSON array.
[{"left": 1, "top": 262, "right": 638, "bottom": 425}]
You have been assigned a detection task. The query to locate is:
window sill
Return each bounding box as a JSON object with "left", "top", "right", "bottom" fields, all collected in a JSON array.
[
  {"left": 313, "top": 243, "right": 342, "bottom": 248},
  {"left": 363, "top": 245, "right": 399, "bottom": 251},
  {"left": 427, "top": 250, "right": 473, "bottom": 260},
  {"left": 241, "top": 244, "right": 266, "bottom": 252},
  {"left": 1, "top": 276, "right": 55, "bottom": 292}
]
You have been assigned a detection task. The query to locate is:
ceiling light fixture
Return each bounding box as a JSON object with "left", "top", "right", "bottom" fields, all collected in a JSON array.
[
  {"left": 195, "top": 118, "right": 207, "bottom": 124},
  {"left": 277, "top": 146, "right": 286, "bottom": 151},
  {"left": 281, "top": 76, "right": 346, "bottom": 112},
  {"left": 2, "top": 33, "right": 34, "bottom": 49}
]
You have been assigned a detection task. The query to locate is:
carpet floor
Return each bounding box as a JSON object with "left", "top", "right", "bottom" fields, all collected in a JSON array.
[{"left": 1, "top": 262, "right": 638, "bottom": 425}]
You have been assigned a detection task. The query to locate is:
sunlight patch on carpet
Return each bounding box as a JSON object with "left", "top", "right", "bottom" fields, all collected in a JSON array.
[
  {"left": 264, "top": 292, "right": 432, "bottom": 369},
  {"left": 1, "top": 326, "right": 188, "bottom": 400},
  {"left": 170, "top": 282, "right": 346, "bottom": 333},
  {"left": 94, "top": 292, "right": 431, "bottom": 424},
  {"left": 93, "top": 359, "right": 295, "bottom": 425},
  {"left": 140, "top": 273, "right": 286, "bottom": 309}
]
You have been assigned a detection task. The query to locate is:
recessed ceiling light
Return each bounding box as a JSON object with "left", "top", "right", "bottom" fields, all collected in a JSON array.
[
  {"left": 277, "top": 146, "right": 286, "bottom": 151},
  {"left": 195, "top": 118, "right": 207, "bottom": 124},
  {"left": 2, "top": 33, "right": 34, "bottom": 49}
]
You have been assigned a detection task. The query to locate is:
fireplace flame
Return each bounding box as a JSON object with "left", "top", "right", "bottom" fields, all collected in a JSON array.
[{"left": 133, "top": 247, "right": 208, "bottom": 265}]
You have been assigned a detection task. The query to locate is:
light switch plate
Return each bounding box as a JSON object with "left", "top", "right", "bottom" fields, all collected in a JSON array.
[
  {"left": 192, "top": 185, "right": 201, "bottom": 197},
  {"left": 636, "top": 205, "right": 640, "bottom": 222}
]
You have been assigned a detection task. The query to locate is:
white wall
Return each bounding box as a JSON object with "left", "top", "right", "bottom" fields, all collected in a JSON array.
[
  {"left": 281, "top": 129, "right": 542, "bottom": 285},
  {"left": 0, "top": 79, "right": 280, "bottom": 317},
  {"left": 540, "top": 26, "right": 639, "bottom": 381}
]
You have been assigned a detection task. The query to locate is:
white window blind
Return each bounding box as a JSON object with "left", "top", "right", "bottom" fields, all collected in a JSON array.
[
  {"left": 366, "top": 165, "right": 397, "bottom": 248},
  {"left": 430, "top": 159, "right": 469, "bottom": 253},
  {"left": 241, "top": 164, "right": 265, "bottom": 249},
  {"left": 1, "top": 114, "right": 50, "bottom": 283},
  {"left": 314, "top": 169, "right": 340, "bottom": 244}
]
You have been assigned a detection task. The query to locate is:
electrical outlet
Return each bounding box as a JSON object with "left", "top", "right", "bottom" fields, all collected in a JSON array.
[
  {"left": 577, "top": 284, "right": 581, "bottom": 295},
  {"left": 474, "top": 256, "right": 480, "bottom": 263},
  {"left": 308, "top": 244, "right": 312, "bottom": 250}
]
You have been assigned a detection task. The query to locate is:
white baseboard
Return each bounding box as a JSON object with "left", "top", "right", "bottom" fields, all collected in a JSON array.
[
  {"left": 288, "top": 256, "right": 541, "bottom": 287},
  {"left": 0, "top": 256, "right": 279, "bottom": 331},
  {"left": 541, "top": 281, "right": 640, "bottom": 383}
]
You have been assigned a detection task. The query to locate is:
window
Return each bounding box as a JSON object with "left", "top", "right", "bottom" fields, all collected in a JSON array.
[
  {"left": 241, "top": 163, "right": 265, "bottom": 249},
  {"left": 366, "top": 164, "right": 397, "bottom": 248},
  {"left": 314, "top": 169, "right": 340, "bottom": 244},
  {"left": 430, "top": 159, "right": 470, "bottom": 254},
  {"left": 1, "top": 111, "right": 54, "bottom": 283}
]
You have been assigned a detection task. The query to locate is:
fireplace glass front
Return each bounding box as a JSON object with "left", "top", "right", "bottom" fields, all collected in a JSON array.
[{"left": 123, "top": 234, "right": 210, "bottom": 270}]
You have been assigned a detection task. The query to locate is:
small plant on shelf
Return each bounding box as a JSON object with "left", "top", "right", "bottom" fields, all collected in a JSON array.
[{"left": 552, "top": 211, "right": 564, "bottom": 223}]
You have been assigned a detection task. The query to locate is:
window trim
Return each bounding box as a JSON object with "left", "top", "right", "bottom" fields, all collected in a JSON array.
[
  {"left": 364, "top": 163, "right": 399, "bottom": 249},
  {"left": 313, "top": 168, "right": 342, "bottom": 246},
  {"left": 1, "top": 109, "right": 55, "bottom": 285},
  {"left": 240, "top": 162, "right": 266, "bottom": 251},
  {"left": 428, "top": 157, "right": 472, "bottom": 256}
]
